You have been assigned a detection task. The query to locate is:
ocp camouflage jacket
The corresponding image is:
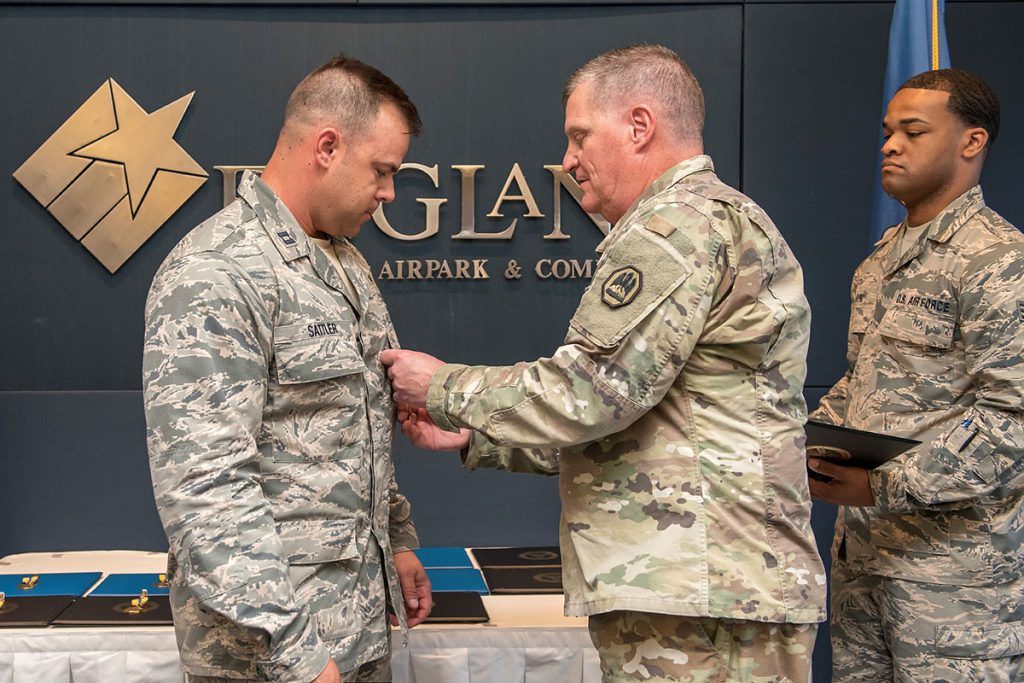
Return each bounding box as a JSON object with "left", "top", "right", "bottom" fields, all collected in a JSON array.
[{"left": 428, "top": 156, "right": 827, "bottom": 624}]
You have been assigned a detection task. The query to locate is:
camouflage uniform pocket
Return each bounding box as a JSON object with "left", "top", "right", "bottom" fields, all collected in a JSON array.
[
  {"left": 934, "top": 621, "right": 1024, "bottom": 658},
  {"left": 288, "top": 560, "right": 370, "bottom": 642},
  {"left": 269, "top": 322, "right": 368, "bottom": 463},
  {"left": 273, "top": 322, "right": 365, "bottom": 384},
  {"left": 877, "top": 307, "right": 955, "bottom": 376},
  {"left": 278, "top": 519, "right": 360, "bottom": 564},
  {"left": 869, "top": 511, "right": 950, "bottom": 555},
  {"left": 283, "top": 520, "right": 364, "bottom": 641}
]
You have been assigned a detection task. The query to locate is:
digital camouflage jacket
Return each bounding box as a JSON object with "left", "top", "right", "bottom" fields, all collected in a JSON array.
[
  {"left": 814, "top": 186, "right": 1024, "bottom": 586},
  {"left": 144, "top": 172, "right": 417, "bottom": 681}
]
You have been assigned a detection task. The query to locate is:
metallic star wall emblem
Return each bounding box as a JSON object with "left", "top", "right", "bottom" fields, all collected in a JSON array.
[{"left": 13, "top": 79, "right": 207, "bottom": 273}]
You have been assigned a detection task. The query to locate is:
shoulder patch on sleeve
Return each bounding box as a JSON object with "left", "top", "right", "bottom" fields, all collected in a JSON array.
[
  {"left": 571, "top": 226, "right": 695, "bottom": 348},
  {"left": 1018, "top": 300, "right": 1024, "bottom": 322},
  {"left": 601, "top": 267, "right": 643, "bottom": 308}
]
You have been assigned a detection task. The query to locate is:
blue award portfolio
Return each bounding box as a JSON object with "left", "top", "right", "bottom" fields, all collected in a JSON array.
[
  {"left": 424, "top": 568, "right": 489, "bottom": 594},
  {"left": 88, "top": 573, "right": 171, "bottom": 596},
  {"left": 0, "top": 572, "right": 102, "bottom": 597},
  {"left": 414, "top": 547, "right": 473, "bottom": 569}
]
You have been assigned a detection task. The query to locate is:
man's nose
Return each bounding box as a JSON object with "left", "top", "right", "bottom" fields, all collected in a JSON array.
[{"left": 562, "top": 150, "right": 578, "bottom": 174}]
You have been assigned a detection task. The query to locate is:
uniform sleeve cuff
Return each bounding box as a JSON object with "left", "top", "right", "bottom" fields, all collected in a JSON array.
[
  {"left": 426, "top": 364, "right": 468, "bottom": 433},
  {"left": 461, "top": 431, "right": 503, "bottom": 470},
  {"left": 869, "top": 464, "right": 911, "bottom": 513},
  {"left": 389, "top": 525, "right": 420, "bottom": 554}
]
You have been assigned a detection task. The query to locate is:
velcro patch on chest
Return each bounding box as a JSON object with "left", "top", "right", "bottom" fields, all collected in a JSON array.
[{"left": 601, "top": 266, "right": 643, "bottom": 308}]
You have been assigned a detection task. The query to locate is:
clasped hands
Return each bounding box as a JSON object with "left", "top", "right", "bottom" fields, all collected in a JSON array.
[{"left": 380, "top": 349, "right": 470, "bottom": 452}]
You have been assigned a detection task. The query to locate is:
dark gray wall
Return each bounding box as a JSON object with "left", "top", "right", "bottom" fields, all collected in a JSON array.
[
  {"left": 2, "top": 3, "right": 1022, "bottom": 681},
  {"left": 1, "top": 1, "right": 742, "bottom": 548}
]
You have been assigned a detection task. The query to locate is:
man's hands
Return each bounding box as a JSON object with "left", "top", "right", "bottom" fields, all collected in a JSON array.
[
  {"left": 807, "top": 459, "right": 876, "bottom": 506},
  {"left": 392, "top": 550, "right": 432, "bottom": 628},
  {"left": 398, "top": 406, "right": 471, "bottom": 451},
  {"left": 380, "top": 349, "right": 444, "bottom": 408},
  {"left": 312, "top": 659, "right": 342, "bottom": 683},
  {"left": 382, "top": 348, "right": 470, "bottom": 451}
]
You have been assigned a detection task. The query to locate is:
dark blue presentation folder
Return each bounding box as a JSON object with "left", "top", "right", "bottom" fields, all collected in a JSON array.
[
  {"left": 414, "top": 547, "right": 473, "bottom": 569},
  {"left": 88, "top": 573, "right": 171, "bottom": 596},
  {"left": 425, "top": 568, "right": 489, "bottom": 594},
  {"left": 0, "top": 571, "right": 101, "bottom": 597}
]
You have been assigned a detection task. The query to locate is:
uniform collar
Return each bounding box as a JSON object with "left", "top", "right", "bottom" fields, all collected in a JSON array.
[
  {"left": 596, "top": 155, "right": 715, "bottom": 254},
  {"left": 877, "top": 185, "right": 985, "bottom": 276},
  {"left": 930, "top": 185, "right": 985, "bottom": 244},
  {"left": 237, "top": 170, "right": 310, "bottom": 263},
  {"left": 237, "top": 171, "right": 365, "bottom": 312}
]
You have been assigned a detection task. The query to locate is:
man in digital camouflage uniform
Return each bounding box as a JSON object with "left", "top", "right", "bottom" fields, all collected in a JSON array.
[
  {"left": 382, "top": 45, "right": 826, "bottom": 682},
  {"left": 808, "top": 69, "right": 1024, "bottom": 681},
  {"left": 143, "top": 55, "right": 430, "bottom": 683}
]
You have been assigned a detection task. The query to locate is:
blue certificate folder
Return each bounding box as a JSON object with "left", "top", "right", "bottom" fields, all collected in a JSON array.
[
  {"left": 88, "top": 573, "right": 170, "bottom": 596},
  {"left": 424, "top": 568, "right": 489, "bottom": 594},
  {"left": 414, "top": 547, "right": 473, "bottom": 569},
  {"left": 0, "top": 572, "right": 101, "bottom": 597}
]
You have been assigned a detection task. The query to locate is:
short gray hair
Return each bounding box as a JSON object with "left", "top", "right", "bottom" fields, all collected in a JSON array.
[
  {"left": 283, "top": 54, "right": 421, "bottom": 141},
  {"left": 563, "top": 44, "right": 704, "bottom": 144}
]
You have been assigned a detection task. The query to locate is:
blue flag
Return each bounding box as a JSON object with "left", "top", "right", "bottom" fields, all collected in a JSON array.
[{"left": 870, "top": 0, "right": 951, "bottom": 245}]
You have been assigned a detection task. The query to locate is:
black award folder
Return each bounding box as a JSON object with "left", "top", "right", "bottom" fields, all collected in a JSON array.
[
  {"left": 0, "top": 594, "right": 75, "bottom": 627},
  {"left": 470, "top": 546, "right": 561, "bottom": 568},
  {"left": 806, "top": 420, "right": 920, "bottom": 482},
  {"left": 481, "top": 566, "right": 564, "bottom": 594},
  {"left": 53, "top": 594, "right": 173, "bottom": 626},
  {"left": 424, "top": 590, "right": 489, "bottom": 623}
]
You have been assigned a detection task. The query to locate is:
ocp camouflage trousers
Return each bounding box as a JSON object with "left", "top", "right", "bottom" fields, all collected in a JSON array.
[{"left": 588, "top": 610, "right": 817, "bottom": 682}]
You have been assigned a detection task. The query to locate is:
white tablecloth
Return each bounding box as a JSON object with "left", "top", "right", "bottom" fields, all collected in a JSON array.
[{"left": 0, "top": 551, "right": 601, "bottom": 683}]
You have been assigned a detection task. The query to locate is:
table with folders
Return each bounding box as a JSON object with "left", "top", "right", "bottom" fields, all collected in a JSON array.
[{"left": 0, "top": 548, "right": 600, "bottom": 683}]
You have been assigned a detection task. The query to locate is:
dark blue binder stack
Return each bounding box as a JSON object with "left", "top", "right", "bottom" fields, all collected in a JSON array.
[{"left": 414, "top": 547, "right": 489, "bottom": 623}]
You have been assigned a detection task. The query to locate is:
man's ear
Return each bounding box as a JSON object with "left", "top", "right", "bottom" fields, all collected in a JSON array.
[
  {"left": 962, "top": 126, "right": 989, "bottom": 161},
  {"left": 628, "top": 105, "right": 656, "bottom": 149},
  {"left": 314, "top": 127, "right": 344, "bottom": 169}
]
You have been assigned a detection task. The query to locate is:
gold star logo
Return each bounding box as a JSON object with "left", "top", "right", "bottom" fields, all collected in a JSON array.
[{"left": 13, "top": 79, "right": 207, "bottom": 273}]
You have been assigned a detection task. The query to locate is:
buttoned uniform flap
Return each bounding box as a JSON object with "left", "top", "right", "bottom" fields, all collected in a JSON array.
[
  {"left": 273, "top": 320, "right": 364, "bottom": 384},
  {"left": 278, "top": 518, "right": 360, "bottom": 565},
  {"left": 934, "top": 621, "right": 1024, "bottom": 658},
  {"left": 571, "top": 223, "right": 693, "bottom": 348},
  {"left": 878, "top": 306, "right": 955, "bottom": 349}
]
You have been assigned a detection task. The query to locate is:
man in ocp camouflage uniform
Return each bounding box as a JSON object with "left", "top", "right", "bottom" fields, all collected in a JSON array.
[
  {"left": 382, "top": 45, "right": 826, "bottom": 682},
  {"left": 143, "top": 55, "right": 430, "bottom": 683},
  {"left": 808, "top": 69, "right": 1024, "bottom": 681}
]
